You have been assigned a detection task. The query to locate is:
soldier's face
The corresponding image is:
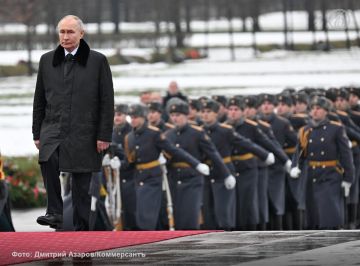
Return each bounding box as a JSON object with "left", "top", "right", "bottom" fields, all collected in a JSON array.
[
  {"left": 201, "top": 109, "right": 217, "bottom": 124},
  {"left": 295, "top": 102, "right": 307, "bottom": 113},
  {"left": 147, "top": 110, "right": 161, "bottom": 124},
  {"left": 170, "top": 112, "right": 187, "bottom": 127},
  {"left": 310, "top": 106, "right": 327, "bottom": 121},
  {"left": 114, "top": 112, "right": 127, "bottom": 126},
  {"left": 349, "top": 94, "right": 359, "bottom": 107},
  {"left": 244, "top": 107, "right": 257, "bottom": 118},
  {"left": 58, "top": 17, "right": 84, "bottom": 52},
  {"left": 188, "top": 107, "right": 198, "bottom": 119},
  {"left": 130, "top": 116, "right": 145, "bottom": 128},
  {"left": 335, "top": 97, "right": 349, "bottom": 111},
  {"left": 260, "top": 101, "right": 274, "bottom": 115},
  {"left": 276, "top": 102, "right": 291, "bottom": 116},
  {"left": 227, "top": 106, "right": 243, "bottom": 122}
]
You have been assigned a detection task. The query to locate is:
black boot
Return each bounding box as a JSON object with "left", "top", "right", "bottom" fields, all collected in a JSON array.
[
  {"left": 274, "top": 215, "right": 283, "bottom": 230},
  {"left": 348, "top": 204, "right": 357, "bottom": 229}
]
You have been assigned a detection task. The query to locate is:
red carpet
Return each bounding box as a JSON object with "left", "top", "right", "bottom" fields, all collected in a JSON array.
[{"left": 0, "top": 230, "right": 213, "bottom": 265}]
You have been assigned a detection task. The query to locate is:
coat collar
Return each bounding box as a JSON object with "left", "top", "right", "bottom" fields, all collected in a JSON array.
[{"left": 52, "top": 39, "right": 90, "bottom": 67}]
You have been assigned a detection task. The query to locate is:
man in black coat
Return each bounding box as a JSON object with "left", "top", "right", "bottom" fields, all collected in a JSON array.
[{"left": 32, "top": 15, "right": 114, "bottom": 231}]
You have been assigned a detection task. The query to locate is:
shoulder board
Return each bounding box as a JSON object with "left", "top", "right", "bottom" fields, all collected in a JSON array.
[
  {"left": 292, "top": 113, "right": 308, "bottom": 118},
  {"left": 165, "top": 122, "right": 175, "bottom": 129},
  {"left": 258, "top": 120, "right": 271, "bottom": 128},
  {"left": 245, "top": 119, "right": 258, "bottom": 126},
  {"left": 351, "top": 110, "right": 360, "bottom": 116},
  {"left": 277, "top": 115, "right": 289, "bottom": 122},
  {"left": 190, "top": 125, "right": 203, "bottom": 131},
  {"left": 220, "top": 123, "right": 233, "bottom": 129},
  {"left": 330, "top": 121, "right": 343, "bottom": 127},
  {"left": 188, "top": 120, "right": 198, "bottom": 126},
  {"left": 148, "top": 125, "right": 160, "bottom": 131},
  {"left": 336, "top": 110, "right": 348, "bottom": 116}
]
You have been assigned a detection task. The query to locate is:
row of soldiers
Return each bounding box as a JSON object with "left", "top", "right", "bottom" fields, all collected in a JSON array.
[{"left": 107, "top": 85, "right": 360, "bottom": 231}]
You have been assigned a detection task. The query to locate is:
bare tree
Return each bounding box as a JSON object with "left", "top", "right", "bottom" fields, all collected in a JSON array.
[{"left": 0, "top": 0, "right": 44, "bottom": 75}]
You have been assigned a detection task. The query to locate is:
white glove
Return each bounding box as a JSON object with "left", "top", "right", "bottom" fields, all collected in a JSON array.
[
  {"left": 196, "top": 163, "right": 210, "bottom": 176},
  {"left": 290, "top": 167, "right": 301, "bottom": 179},
  {"left": 158, "top": 153, "right": 167, "bottom": 165},
  {"left": 341, "top": 181, "right": 352, "bottom": 197},
  {"left": 284, "top": 160, "right": 292, "bottom": 174},
  {"left": 265, "top": 153, "right": 275, "bottom": 166},
  {"left": 224, "top": 175, "right": 236, "bottom": 190},
  {"left": 102, "top": 153, "right": 111, "bottom": 166},
  {"left": 110, "top": 156, "right": 121, "bottom": 169},
  {"left": 349, "top": 140, "right": 352, "bottom": 148}
]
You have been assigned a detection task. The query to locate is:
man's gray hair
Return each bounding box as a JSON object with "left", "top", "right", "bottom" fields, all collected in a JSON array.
[{"left": 57, "top": 15, "right": 85, "bottom": 31}]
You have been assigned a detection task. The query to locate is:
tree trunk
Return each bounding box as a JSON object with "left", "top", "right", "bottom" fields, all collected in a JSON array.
[
  {"left": 185, "top": 0, "right": 192, "bottom": 34},
  {"left": 25, "top": 24, "right": 33, "bottom": 76},
  {"left": 111, "top": 0, "right": 120, "bottom": 34},
  {"left": 226, "top": 0, "right": 236, "bottom": 61},
  {"left": 305, "top": 0, "right": 316, "bottom": 31}
]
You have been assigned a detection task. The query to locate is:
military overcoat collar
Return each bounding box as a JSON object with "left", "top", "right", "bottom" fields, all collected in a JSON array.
[{"left": 52, "top": 39, "right": 90, "bottom": 67}]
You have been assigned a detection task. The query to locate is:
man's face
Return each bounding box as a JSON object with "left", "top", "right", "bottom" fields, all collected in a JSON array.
[
  {"left": 310, "top": 106, "right": 328, "bottom": 121},
  {"left": 227, "top": 106, "right": 243, "bottom": 122},
  {"left": 349, "top": 93, "right": 359, "bottom": 107},
  {"left": 170, "top": 112, "right": 187, "bottom": 127},
  {"left": 114, "top": 112, "right": 127, "bottom": 126},
  {"left": 58, "top": 17, "right": 84, "bottom": 52},
  {"left": 188, "top": 107, "right": 198, "bottom": 120},
  {"left": 147, "top": 110, "right": 161, "bottom": 125},
  {"left": 295, "top": 102, "right": 307, "bottom": 114},
  {"left": 335, "top": 97, "right": 349, "bottom": 111},
  {"left": 243, "top": 107, "right": 257, "bottom": 118},
  {"left": 130, "top": 116, "right": 145, "bottom": 128},
  {"left": 276, "top": 102, "right": 291, "bottom": 116},
  {"left": 200, "top": 109, "right": 217, "bottom": 124},
  {"left": 260, "top": 101, "right": 274, "bottom": 115},
  {"left": 168, "top": 81, "right": 179, "bottom": 95}
]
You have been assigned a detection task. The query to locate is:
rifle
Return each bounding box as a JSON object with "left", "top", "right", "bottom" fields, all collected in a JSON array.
[
  {"left": 110, "top": 156, "right": 123, "bottom": 231},
  {"left": 102, "top": 154, "right": 115, "bottom": 223},
  {"left": 160, "top": 158, "right": 175, "bottom": 231}
]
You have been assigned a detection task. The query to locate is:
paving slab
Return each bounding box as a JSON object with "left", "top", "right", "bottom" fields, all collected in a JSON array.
[{"left": 22, "top": 230, "right": 360, "bottom": 265}]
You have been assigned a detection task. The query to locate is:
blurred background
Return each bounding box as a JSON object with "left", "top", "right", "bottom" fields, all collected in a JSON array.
[{"left": 1, "top": 0, "right": 360, "bottom": 229}]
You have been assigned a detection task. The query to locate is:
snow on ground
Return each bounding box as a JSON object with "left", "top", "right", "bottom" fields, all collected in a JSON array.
[{"left": 0, "top": 47, "right": 359, "bottom": 156}]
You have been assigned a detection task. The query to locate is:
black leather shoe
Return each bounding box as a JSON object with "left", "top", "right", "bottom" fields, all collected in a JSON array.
[{"left": 37, "top": 214, "right": 63, "bottom": 227}]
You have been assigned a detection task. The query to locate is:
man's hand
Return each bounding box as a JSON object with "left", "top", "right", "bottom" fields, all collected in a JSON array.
[
  {"left": 34, "top": 140, "right": 40, "bottom": 150},
  {"left": 97, "top": 140, "right": 110, "bottom": 153}
]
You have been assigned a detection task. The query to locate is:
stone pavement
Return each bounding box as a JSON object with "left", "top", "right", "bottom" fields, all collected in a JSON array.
[{"left": 22, "top": 230, "right": 360, "bottom": 265}]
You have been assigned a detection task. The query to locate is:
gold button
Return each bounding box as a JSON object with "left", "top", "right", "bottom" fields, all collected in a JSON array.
[
  {"left": 321, "top": 138, "right": 324, "bottom": 142},
  {"left": 177, "top": 180, "right": 182, "bottom": 185},
  {"left": 176, "top": 143, "right": 180, "bottom": 147},
  {"left": 211, "top": 179, "right": 215, "bottom": 183},
  {"left": 139, "top": 181, "right": 144, "bottom": 186},
  {"left": 313, "top": 178, "right": 316, "bottom": 183},
  {"left": 122, "top": 179, "right": 126, "bottom": 183},
  {"left": 310, "top": 152, "right": 314, "bottom": 156},
  {"left": 135, "top": 145, "right": 139, "bottom": 149},
  {"left": 322, "top": 165, "right": 325, "bottom": 168},
  {"left": 321, "top": 151, "right": 324, "bottom": 155},
  {"left": 309, "top": 139, "right": 312, "bottom": 143},
  {"left": 323, "top": 126, "right": 327, "bottom": 130}
]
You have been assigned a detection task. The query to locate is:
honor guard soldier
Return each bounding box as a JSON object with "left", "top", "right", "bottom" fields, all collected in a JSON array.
[
  {"left": 212, "top": 95, "right": 228, "bottom": 123},
  {"left": 188, "top": 98, "right": 203, "bottom": 126},
  {"left": 165, "top": 99, "right": 235, "bottom": 230},
  {"left": 333, "top": 89, "right": 360, "bottom": 229},
  {"left": 258, "top": 93, "right": 296, "bottom": 230},
  {"left": 227, "top": 97, "right": 279, "bottom": 230},
  {"left": 111, "top": 104, "right": 136, "bottom": 230},
  {"left": 200, "top": 99, "right": 272, "bottom": 230},
  {"left": 123, "top": 104, "right": 209, "bottom": 230},
  {"left": 243, "top": 95, "right": 291, "bottom": 230},
  {"left": 291, "top": 96, "right": 354, "bottom": 229},
  {"left": 0, "top": 153, "right": 15, "bottom": 231},
  {"left": 146, "top": 101, "right": 174, "bottom": 230}
]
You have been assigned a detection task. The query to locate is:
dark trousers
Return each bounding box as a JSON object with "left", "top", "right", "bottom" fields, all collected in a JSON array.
[{"left": 40, "top": 148, "right": 92, "bottom": 231}]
